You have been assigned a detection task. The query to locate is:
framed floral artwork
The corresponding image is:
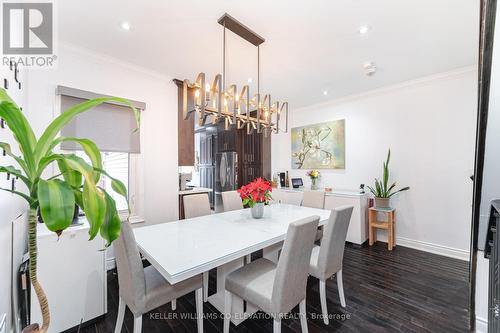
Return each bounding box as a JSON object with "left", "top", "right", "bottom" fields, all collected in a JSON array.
[{"left": 291, "top": 119, "right": 345, "bottom": 169}]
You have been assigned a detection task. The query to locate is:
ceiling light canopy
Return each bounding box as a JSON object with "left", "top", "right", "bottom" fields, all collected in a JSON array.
[
  {"left": 358, "top": 25, "right": 370, "bottom": 35},
  {"left": 182, "top": 13, "right": 288, "bottom": 136},
  {"left": 322, "top": 90, "right": 328, "bottom": 96}
]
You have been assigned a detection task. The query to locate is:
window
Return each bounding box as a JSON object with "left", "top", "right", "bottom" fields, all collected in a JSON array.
[
  {"left": 74, "top": 151, "right": 133, "bottom": 214},
  {"left": 101, "top": 152, "right": 129, "bottom": 212}
]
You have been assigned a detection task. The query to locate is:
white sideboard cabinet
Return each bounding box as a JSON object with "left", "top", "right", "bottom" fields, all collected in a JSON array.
[
  {"left": 272, "top": 188, "right": 369, "bottom": 245},
  {"left": 30, "top": 219, "right": 106, "bottom": 333}
]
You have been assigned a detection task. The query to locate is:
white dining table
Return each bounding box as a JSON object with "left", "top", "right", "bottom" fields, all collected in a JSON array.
[{"left": 134, "top": 203, "right": 331, "bottom": 325}]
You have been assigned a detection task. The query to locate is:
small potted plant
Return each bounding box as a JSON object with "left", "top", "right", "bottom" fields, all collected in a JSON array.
[
  {"left": 307, "top": 170, "right": 320, "bottom": 190},
  {"left": 238, "top": 178, "right": 273, "bottom": 219},
  {"left": 367, "top": 149, "right": 410, "bottom": 208}
]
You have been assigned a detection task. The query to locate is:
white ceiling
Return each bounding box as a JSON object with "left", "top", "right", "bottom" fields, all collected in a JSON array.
[{"left": 58, "top": 0, "right": 480, "bottom": 108}]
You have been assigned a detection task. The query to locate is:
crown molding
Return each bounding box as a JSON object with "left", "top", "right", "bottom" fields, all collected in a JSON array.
[
  {"left": 59, "top": 41, "right": 173, "bottom": 82},
  {"left": 295, "top": 65, "right": 478, "bottom": 112}
]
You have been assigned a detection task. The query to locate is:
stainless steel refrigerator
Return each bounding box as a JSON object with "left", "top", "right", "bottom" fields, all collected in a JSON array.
[{"left": 215, "top": 151, "right": 238, "bottom": 212}]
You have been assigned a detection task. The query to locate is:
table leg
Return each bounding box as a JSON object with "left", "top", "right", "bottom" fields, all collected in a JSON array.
[{"left": 207, "top": 258, "right": 258, "bottom": 325}]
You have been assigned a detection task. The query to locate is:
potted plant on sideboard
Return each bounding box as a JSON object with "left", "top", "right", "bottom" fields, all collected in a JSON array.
[
  {"left": 367, "top": 149, "right": 410, "bottom": 209},
  {"left": 238, "top": 178, "right": 272, "bottom": 219},
  {"left": 0, "top": 88, "right": 138, "bottom": 333}
]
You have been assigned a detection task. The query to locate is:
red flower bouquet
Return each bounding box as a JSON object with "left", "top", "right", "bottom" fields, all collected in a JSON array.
[{"left": 237, "top": 178, "right": 273, "bottom": 208}]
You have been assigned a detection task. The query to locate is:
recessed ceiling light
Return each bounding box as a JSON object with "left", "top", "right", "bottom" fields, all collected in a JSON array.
[
  {"left": 121, "top": 21, "right": 131, "bottom": 31},
  {"left": 358, "top": 25, "right": 370, "bottom": 35},
  {"left": 247, "top": 78, "right": 253, "bottom": 83},
  {"left": 322, "top": 90, "right": 328, "bottom": 96}
]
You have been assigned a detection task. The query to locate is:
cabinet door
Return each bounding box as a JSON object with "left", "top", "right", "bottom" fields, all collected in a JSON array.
[{"left": 31, "top": 226, "right": 105, "bottom": 333}]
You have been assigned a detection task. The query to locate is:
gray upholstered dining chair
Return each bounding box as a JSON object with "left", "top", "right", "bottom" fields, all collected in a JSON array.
[
  {"left": 183, "top": 192, "right": 212, "bottom": 301},
  {"left": 183, "top": 193, "right": 211, "bottom": 219},
  {"left": 301, "top": 190, "right": 326, "bottom": 241},
  {"left": 309, "top": 205, "right": 353, "bottom": 325},
  {"left": 221, "top": 190, "right": 243, "bottom": 212},
  {"left": 114, "top": 221, "right": 203, "bottom": 333},
  {"left": 221, "top": 190, "right": 254, "bottom": 264},
  {"left": 221, "top": 191, "right": 243, "bottom": 212},
  {"left": 223, "top": 215, "right": 320, "bottom": 333}
]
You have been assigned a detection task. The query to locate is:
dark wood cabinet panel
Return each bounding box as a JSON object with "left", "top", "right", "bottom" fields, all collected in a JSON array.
[
  {"left": 217, "top": 125, "right": 237, "bottom": 152},
  {"left": 175, "top": 79, "right": 194, "bottom": 166}
]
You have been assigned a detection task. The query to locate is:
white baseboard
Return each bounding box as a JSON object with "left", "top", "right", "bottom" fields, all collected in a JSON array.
[
  {"left": 475, "top": 316, "right": 488, "bottom": 333},
  {"left": 106, "top": 257, "right": 116, "bottom": 271},
  {"left": 396, "top": 237, "right": 470, "bottom": 261}
]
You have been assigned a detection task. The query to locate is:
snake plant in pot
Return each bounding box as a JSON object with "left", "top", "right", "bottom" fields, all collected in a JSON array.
[
  {"left": 367, "top": 149, "right": 410, "bottom": 209},
  {"left": 0, "top": 88, "right": 139, "bottom": 333}
]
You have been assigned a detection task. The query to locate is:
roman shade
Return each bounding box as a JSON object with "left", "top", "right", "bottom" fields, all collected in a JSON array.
[{"left": 57, "top": 86, "right": 145, "bottom": 153}]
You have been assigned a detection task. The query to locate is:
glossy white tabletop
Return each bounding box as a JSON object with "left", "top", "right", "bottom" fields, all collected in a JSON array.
[{"left": 134, "top": 203, "right": 331, "bottom": 284}]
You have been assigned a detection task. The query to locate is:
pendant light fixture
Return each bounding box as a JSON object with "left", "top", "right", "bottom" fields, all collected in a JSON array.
[{"left": 182, "top": 13, "right": 288, "bottom": 136}]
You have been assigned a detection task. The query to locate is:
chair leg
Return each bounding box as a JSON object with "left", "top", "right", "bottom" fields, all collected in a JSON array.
[
  {"left": 223, "top": 290, "right": 232, "bottom": 333},
  {"left": 203, "top": 272, "right": 209, "bottom": 302},
  {"left": 114, "top": 297, "right": 126, "bottom": 333},
  {"left": 337, "top": 270, "right": 346, "bottom": 308},
  {"left": 299, "top": 298, "right": 308, "bottom": 333},
  {"left": 319, "top": 280, "right": 329, "bottom": 325},
  {"left": 132, "top": 314, "right": 142, "bottom": 333},
  {"left": 195, "top": 288, "right": 204, "bottom": 333},
  {"left": 273, "top": 318, "right": 281, "bottom": 333},
  {"left": 171, "top": 298, "right": 176, "bottom": 311}
]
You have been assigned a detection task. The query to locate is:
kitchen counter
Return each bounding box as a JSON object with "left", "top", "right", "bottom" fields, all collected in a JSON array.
[{"left": 178, "top": 187, "right": 213, "bottom": 195}]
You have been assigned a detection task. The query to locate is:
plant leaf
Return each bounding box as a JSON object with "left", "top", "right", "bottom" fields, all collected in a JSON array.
[
  {"left": 0, "top": 187, "right": 35, "bottom": 205},
  {"left": 0, "top": 142, "right": 29, "bottom": 175},
  {"left": 387, "top": 186, "right": 410, "bottom": 198},
  {"left": 34, "top": 97, "right": 138, "bottom": 165},
  {"left": 0, "top": 165, "right": 30, "bottom": 187},
  {"left": 37, "top": 179, "right": 75, "bottom": 233},
  {"left": 82, "top": 181, "right": 106, "bottom": 240},
  {"left": 0, "top": 97, "right": 37, "bottom": 175},
  {"left": 50, "top": 137, "right": 102, "bottom": 181},
  {"left": 56, "top": 159, "right": 83, "bottom": 189},
  {"left": 93, "top": 167, "right": 129, "bottom": 211},
  {"left": 100, "top": 191, "right": 122, "bottom": 247}
]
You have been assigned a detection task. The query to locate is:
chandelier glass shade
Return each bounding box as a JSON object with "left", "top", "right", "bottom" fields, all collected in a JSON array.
[{"left": 182, "top": 13, "right": 288, "bottom": 136}]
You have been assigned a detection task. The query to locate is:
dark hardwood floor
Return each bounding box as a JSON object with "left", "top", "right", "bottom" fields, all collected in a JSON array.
[{"left": 78, "top": 242, "right": 470, "bottom": 333}]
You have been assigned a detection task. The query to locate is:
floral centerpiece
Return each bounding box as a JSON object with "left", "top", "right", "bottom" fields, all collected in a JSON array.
[
  {"left": 307, "top": 170, "right": 321, "bottom": 190},
  {"left": 238, "top": 178, "right": 273, "bottom": 219}
]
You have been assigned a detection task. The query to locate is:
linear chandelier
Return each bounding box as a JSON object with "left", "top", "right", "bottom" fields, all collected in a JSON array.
[{"left": 182, "top": 13, "right": 288, "bottom": 136}]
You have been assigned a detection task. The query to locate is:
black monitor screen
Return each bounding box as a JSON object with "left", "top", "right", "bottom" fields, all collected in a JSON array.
[{"left": 291, "top": 178, "right": 303, "bottom": 187}]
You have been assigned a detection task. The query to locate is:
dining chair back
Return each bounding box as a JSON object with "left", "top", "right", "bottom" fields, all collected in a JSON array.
[
  {"left": 114, "top": 221, "right": 204, "bottom": 333},
  {"left": 222, "top": 190, "right": 243, "bottom": 212},
  {"left": 317, "top": 205, "right": 353, "bottom": 278},
  {"left": 182, "top": 192, "right": 212, "bottom": 301},
  {"left": 183, "top": 193, "right": 211, "bottom": 219},
  {"left": 114, "top": 220, "right": 147, "bottom": 314},
  {"left": 301, "top": 190, "right": 325, "bottom": 209},
  {"left": 308, "top": 205, "right": 353, "bottom": 325},
  {"left": 272, "top": 215, "right": 320, "bottom": 314}
]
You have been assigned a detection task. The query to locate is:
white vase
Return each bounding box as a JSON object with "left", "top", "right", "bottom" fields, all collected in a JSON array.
[{"left": 251, "top": 203, "right": 264, "bottom": 219}]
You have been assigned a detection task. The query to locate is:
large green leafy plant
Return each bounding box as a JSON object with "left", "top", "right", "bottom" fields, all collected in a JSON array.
[
  {"left": 0, "top": 88, "right": 139, "bottom": 333},
  {"left": 367, "top": 149, "right": 410, "bottom": 198}
]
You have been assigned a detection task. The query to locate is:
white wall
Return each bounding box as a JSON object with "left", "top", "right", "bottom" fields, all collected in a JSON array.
[
  {"left": 272, "top": 68, "right": 477, "bottom": 259},
  {"left": 25, "top": 43, "right": 179, "bottom": 226}
]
